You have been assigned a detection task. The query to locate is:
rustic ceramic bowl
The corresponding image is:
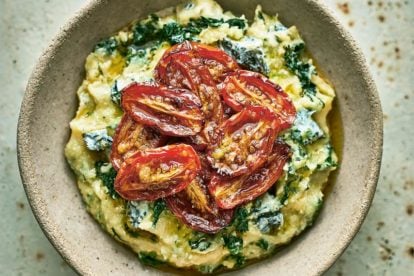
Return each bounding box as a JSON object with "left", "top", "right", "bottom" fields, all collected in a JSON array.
[{"left": 17, "top": 0, "right": 382, "bottom": 275}]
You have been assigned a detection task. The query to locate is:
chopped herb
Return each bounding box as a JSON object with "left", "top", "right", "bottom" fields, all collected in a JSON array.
[
  {"left": 223, "top": 234, "right": 243, "bottom": 255},
  {"left": 189, "top": 234, "right": 212, "bottom": 251},
  {"left": 232, "top": 254, "right": 245, "bottom": 267},
  {"left": 95, "top": 37, "right": 118, "bottom": 54},
  {"left": 95, "top": 161, "right": 118, "bottom": 199},
  {"left": 131, "top": 15, "right": 246, "bottom": 47},
  {"left": 256, "top": 238, "right": 269, "bottom": 250},
  {"left": 226, "top": 18, "right": 247, "bottom": 29},
  {"left": 233, "top": 207, "right": 249, "bottom": 233},
  {"left": 279, "top": 180, "right": 297, "bottom": 205},
  {"left": 284, "top": 43, "right": 317, "bottom": 96},
  {"left": 138, "top": 251, "right": 164, "bottom": 266},
  {"left": 219, "top": 38, "right": 269, "bottom": 75},
  {"left": 152, "top": 199, "right": 166, "bottom": 226},
  {"left": 83, "top": 129, "right": 113, "bottom": 151}
]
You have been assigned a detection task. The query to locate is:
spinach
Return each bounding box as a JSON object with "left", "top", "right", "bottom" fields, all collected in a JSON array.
[
  {"left": 219, "top": 38, "right": 269, "bottom": 75},
  {"left": 95, "top": 161, "right": 118, "bottom": 199},
  {"left": 131, "top": 15, "right": 247, "bottom": 47},
  {"left": 83, "top": 129, "right": 113, "bottom": 151},
  {"left": 279, "top": 180, "right": 297, "bottom": 205},
  {"left": 284, "top": 43, "right": 316, "bottom": 96},
  {"left": 189, "top": 234, "right": 212, "bottom": 251},
  {"left": 138, "top": 251, "right": 164, "bottom": 266},
  {"left": 256, "top": 238, "right": 269, "bottom": 250},
  {"left": 226, "top": 18, "right": 247, "bottom": 29},
  {"left": 232, "top": 254, "right": 245, "bottom": 267},
  {"left": 95, "top": 37, "right": 118, "bottom": 54},
  {"left": 132, "top": 15, "right": 160, "bottom": 45},
  {"left": 222, "top": 234, "right": 243, "bottom": 255},
  {"left": 233, "top": 207, "right": 249, "bottom": 233},
  {"left": 152, "top": 199, "right": 166, "bottom": 226}
]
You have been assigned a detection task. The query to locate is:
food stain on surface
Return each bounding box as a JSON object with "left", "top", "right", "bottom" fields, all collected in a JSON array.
[
  {"left": 408, "top": 247, "right": 414, "bottom": 259},
  {"left": 406, "top": 204, "right": 413, "bottom": 216},
  {"left": 35, "top": 251, "right": 45, "bottom": 261},
  {"left": 378, "top": 15, "right": 386, "bottom": 22},
  {"left": 337, "top": 2, "right": 350, "bottom": 14},
  {"left": 16, "top": 201, "right": 25, "bottom": 210},
  {"left": 379, "top": 244, "right": 394, "bottom": 261},
  {"left": 376, "top": 221, "right": 385, "bottom": 231}
]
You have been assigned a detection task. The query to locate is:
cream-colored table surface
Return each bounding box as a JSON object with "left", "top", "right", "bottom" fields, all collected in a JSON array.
[{"left": 0, "top": 0, "right": 412, "bottom": 275}]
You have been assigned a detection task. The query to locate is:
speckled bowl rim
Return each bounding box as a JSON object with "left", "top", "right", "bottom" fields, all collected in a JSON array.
[{"left": 17, "top": 0, "right": 383, "bottom": 275}]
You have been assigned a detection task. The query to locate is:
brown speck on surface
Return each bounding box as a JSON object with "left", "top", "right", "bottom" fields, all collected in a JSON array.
[
  {"left": 404, "top": 95, "right": 409, "bottom": 100},
  {"left": 383, "top": 114, "right": 388, "bottom": 121},
  {"left": 367, "top": 236, "right": 372, "bottom": 241},
  {"left": 368, "top": 0, "right": 373, "bottom": 6},
  {"left": 16, "top": 202, "right": 25, "bottom": 210},
  {"left": 378, "top": 15, "right": 386, "bottom": 22},
  {"left": 35, "top": 252, "right": 45, "bottom": 261},
  {"left": 378, "top": 1, "right": 383, "bottom": 8},
  {"left": 337, "top": 272, "right": 343, "bottom": 276},
  {"left": 408, "top": 247, "right": 414, "bottom": 258},
  {"left": 379, "top": 244, "right": 394, "bottom": 261},
  {"left": 370, "top": 46, "right": 375, "bottom": 51},
  {"left": 403, "top": 180, "right": 414, "bottom": 190},
  {"left": 377, "top": 221, "right": 385, "bottom": 231},
  {"left": 348, "top": 20, "right": 354, "bottom": 27},
  {"left": 378, "top": 61, "right": 384, "bottom": 68},
  {"left": 337, "top": 2, "right": 350, "bottom": 14},
  {"left": 383, "top": 41, "right": 389, "bottom": 46},
  {"left": 406, "top": 204, "right": 413, "bottom": 216}
]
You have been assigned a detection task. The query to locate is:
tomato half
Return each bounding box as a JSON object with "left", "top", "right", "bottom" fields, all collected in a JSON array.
[
  {"left": 121, "top": 83, "right": 204, "bottom": 137},
  {"left": 114, "top": 144, "right": 201, "bottom": 201},
  {"left": 209, "top": 140, "right": 291, "bottom": 209},
  {"left": 207, "top": 106, "right": 279, "bottom": 177},
  {"left": 155, "top": 41, "right": 239, "bottom": 82},
  {"left": 110, "top": 114, "right": 165, "bottom": 171},
  {"left": 165, "top": 154, "right": 234, "bottom": 233},
  {"left": 156, "top": 51, "right": 224, "bottom": 149},
  {"left": 220, "top": 70, "right": 296, "bottom": 130}
]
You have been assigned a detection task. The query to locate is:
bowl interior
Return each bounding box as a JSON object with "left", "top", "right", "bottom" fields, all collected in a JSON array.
[{"left": 18, "top": 0, "right": 382, "bottom": 275}]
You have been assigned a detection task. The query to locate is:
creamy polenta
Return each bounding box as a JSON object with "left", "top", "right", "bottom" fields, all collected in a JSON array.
[{"left": 65, "top": 0, "right": 338, "bottom": 272}]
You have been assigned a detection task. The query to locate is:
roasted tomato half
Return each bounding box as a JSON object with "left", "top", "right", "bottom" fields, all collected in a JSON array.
[
  {"left": 220, "top": 70, "right": 296, "bottom": 130},
  {"left": 110, "top": 114, "right": 165, "bottom": 170},
  {"left": 207, "top": 106, "right": 279, "bottom": 177},
  {"left": 114, "top": 144, "right": 201, "bottom": 201},
  {"left": 209, "top": 140, "right": 291, "bottom": 209},
  {"left": 155, "top": 41, "right": 239, "bottom": 82},
  {"left": 156, "top": 50, "right": 224, "bottom": 149},
  {"left": 165, "top": 154, "right": 234, "bottom": 233},
  {"left": 121, "top": 83, "right": 204, "bottom": 137}
]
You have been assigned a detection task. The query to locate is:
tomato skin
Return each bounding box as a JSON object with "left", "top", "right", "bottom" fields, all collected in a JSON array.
[
  {"left": 110, "top": 115, "right": 166, "bottom": 171},
  {"left": 220, "top": 70, "right": 296, "bottom": 130},
  {"left": 121, "top": 83, "right": 204, "bottom": 137},
  {"left": 114, "top": 144, "right": 201, "bottom": 201},
  {"left": 165, "top": 154, "right": 234, "bottom": 233},
  {"left": 155, "top": 41, "right": 239, "bottom": 83},
  {"left": 207, "top": 105, "right": 279, "bottom": 177},
  {"left": 209, "top": 140, "right": 291, "bottom": 209}
]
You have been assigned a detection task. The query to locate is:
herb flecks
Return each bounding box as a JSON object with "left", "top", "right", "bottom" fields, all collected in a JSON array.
[
  {"left": 95, "top": 161, "right": 118, "bottom": 199},
  {"left": 284, "top": 43, "right": 317, "bottom": 97}
]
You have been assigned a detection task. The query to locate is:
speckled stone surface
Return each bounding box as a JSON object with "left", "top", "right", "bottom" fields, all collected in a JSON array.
[{"left": 0, "top": 0, "right": 412, "bottom": 275}]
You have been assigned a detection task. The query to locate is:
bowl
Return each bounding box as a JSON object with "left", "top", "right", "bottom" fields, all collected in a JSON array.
[{"left": 17, "top": 0, "right": 382, "bottom": 275}]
